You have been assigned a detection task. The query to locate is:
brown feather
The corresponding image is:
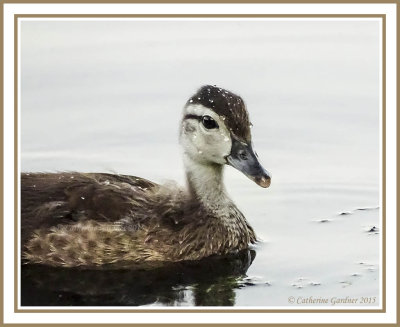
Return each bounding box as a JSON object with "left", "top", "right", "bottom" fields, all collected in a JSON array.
[{"left": 21, "top": 172, "right": 256, "bottom": 267}]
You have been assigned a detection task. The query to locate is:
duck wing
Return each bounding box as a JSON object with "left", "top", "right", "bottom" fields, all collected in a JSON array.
[{"left": 21, "top": 172, "right": 158, "bottom": 244}]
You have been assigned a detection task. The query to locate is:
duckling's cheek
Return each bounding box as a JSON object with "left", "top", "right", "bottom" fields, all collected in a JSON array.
[
  {"left": 181, "top": 122, "right": 199, "bottom": 146},
  {"left": 202, "top": 134, "right": 232, "bottom": 163},
  {"left": 203, "top": 133, "right": 218, "bottom": 146},
  {"left": 182, "top": 121, "right": 196, "bottom": 133},
  {"left": 217, "top": 127, "right": 233, "bottom": 157},
  {"left": 180, "top": 125, "right": 204, "bottom": 161}
]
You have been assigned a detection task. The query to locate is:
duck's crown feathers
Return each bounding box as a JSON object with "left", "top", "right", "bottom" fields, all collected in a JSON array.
[{"left": 187, "top": 85, "right": 251, "bottom": 142}]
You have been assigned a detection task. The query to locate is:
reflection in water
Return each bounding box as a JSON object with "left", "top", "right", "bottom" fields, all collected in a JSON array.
[{"left": 21, "top": 249, "right": 255, "bottom": 306}]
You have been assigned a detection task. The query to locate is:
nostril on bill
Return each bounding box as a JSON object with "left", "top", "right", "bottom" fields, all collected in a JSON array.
[{"left": 239, "top": 151, "right": 248, "bottom": 160}]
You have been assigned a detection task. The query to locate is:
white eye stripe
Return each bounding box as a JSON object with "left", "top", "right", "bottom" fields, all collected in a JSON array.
[{"left": 185, "top": 104, "right": 217, "bottom": 119}]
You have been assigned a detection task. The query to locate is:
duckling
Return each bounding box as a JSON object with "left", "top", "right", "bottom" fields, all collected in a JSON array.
[{"left": 21, "top": 85, "right": 271, "bottom": 267}]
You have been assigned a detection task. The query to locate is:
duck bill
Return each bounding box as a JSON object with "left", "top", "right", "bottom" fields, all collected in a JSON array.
[{"left": 226, "top": 138, "right": 271, "bottom": 188}]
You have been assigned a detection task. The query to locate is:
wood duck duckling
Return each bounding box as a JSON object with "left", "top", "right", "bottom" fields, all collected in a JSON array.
[{"left": 21, "top": 85, "right": 271, "bottom": 267}]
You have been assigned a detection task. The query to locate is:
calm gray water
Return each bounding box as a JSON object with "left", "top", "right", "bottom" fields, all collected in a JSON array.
[{"left": 21, "top": 19, "right": 380, "bottom": 307}]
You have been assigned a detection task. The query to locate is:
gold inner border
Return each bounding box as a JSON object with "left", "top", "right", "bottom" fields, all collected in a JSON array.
[{"left": 8, "top": 11, "right": 389, "bottom": 319}]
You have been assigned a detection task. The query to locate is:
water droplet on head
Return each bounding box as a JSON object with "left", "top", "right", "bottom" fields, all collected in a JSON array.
[
  {"left": 198, "top": 150, "right": 203, "bottom": 154},
  {"left": 209, "top": 99, "right": 214, "bottom": 103},
  {"left": 81, "top": 196, "right": 85, "bottom": 200}
]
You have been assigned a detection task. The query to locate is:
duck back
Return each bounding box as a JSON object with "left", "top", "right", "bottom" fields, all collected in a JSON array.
[{"left": 21, "top": 172, "right": 255, "bottom": 267}]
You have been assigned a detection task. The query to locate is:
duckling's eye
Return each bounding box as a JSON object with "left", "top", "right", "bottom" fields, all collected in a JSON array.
[{"left": 202, "top": 116, "right": 219, "bottom": 130}]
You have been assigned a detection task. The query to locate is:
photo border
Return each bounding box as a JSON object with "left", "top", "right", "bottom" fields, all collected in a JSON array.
[{"left": 1, "top": 0, "right": 398, "bottom": 326}]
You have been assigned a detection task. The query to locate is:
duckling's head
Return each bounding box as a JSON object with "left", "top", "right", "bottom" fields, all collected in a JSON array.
[{"left": 180, "top": 85, "right": 271, "bottom": 188}]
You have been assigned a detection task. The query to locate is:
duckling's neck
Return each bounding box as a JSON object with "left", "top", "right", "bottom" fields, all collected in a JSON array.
[{"left": 183, "top": 155, "right": 230, "bottom": 209}]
